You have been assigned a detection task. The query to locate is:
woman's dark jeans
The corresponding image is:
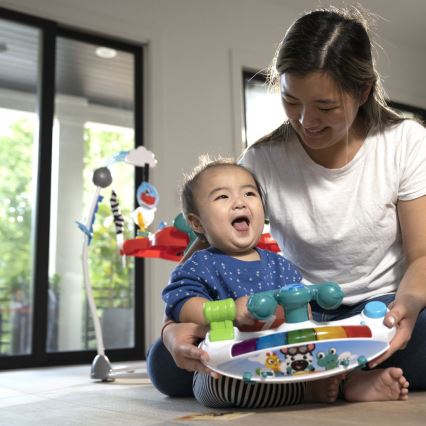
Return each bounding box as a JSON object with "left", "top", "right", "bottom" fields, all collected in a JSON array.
[{"left": 147, "top": 293, "right": 426, "bottom": 396}]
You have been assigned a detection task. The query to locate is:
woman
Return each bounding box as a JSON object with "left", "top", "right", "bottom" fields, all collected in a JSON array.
[{"left": 148, "top": 7, "right": 426, "bottom": 398}]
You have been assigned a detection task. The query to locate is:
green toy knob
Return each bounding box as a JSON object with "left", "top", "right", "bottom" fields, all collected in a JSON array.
[
  {"left": 204, "top": 298, "right": 236, "bottom": 323},
  {"left": 204, "top": 299, "right": 236, "bottom": 342}
]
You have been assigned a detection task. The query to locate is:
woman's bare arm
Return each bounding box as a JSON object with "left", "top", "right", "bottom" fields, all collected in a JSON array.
[{"left": 371, "top": 195, "right": 426, "bottom": 366}]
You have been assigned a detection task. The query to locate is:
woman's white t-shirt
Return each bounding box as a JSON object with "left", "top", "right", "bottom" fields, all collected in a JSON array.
[{"left": 240, "top": 120, "right": 426, "bottom": 304}]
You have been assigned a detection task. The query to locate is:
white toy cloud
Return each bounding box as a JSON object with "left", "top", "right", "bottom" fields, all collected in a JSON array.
[{"left": 125, "top": 146, "right": 157, "bottom": 168}]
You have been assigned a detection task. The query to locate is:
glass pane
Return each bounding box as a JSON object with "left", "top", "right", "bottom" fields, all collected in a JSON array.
[
  {"left": 48, "top": 37, "right": 136, "bottom": 352},
  {"left": 0, "top": 19, "right": 39, "bottom": 356},
  {"left": 244, "top": 74, "right": 285, "bottom": 147}
]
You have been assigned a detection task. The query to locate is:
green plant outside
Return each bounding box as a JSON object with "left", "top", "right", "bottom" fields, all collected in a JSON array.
[{"left": 0, "top": 116, "right": 135, "bottom": 354}]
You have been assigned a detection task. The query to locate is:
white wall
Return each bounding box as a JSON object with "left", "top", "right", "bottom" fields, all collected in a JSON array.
[{"left": 1, "top": 0, "right": 425, "bottom": 349}]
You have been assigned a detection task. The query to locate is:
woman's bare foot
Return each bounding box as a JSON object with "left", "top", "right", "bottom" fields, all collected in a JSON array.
[
  {"left": 344, "top": 368, "right": 409, "bottom": 402},
  {"left": 305, "top": 374, "right": 345, "bottom": 403}
]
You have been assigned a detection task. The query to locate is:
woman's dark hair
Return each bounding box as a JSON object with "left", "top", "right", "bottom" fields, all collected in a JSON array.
[{"left": 262, "top": 7, "right": 403, "bottom": 142}]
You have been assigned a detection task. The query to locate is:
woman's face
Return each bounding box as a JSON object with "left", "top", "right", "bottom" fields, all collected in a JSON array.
[{"left": 280, "top": 71, "right": 365, "bottom": 155}]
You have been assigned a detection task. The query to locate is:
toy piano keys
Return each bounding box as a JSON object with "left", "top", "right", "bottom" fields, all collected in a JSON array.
[{"left": 199, "top": 283, "right": 395, "bottom": 383}]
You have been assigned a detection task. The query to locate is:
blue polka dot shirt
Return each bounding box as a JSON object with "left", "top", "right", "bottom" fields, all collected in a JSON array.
[{"left": 162, "top": 247, "right": 302, "bottom": 322}]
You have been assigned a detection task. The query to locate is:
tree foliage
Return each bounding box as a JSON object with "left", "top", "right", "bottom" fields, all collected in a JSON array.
[
  {"left": 0, "top": 116, "right": 136, "bottom": 354},
  {"left": 0, "top": 117, "right": 34, "bottom": 295}
]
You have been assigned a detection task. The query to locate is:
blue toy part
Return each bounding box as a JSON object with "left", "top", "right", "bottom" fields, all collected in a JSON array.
[
  {"left": 136, "top": 182, "right": 159, "bottom": 209},
  {"left": 243, "top": 371, "right": 254, "bottom": 384},
  {"left": 363, "top": 301, "right": 387, "bottom": 319},
  {"left": 357, "top": 355, "right": 368, "bottom": 367},
  {"left": 76, "top": 194, "right": 104, "bottom": 245},
  {"left": 106, "top": 150, "right": 130, "bottom": 165},
  {"left": 158, "top": 221, "right": 167, "bottom": 230},
  {"left": 248, "top": 282, "right": 344, "bottom": 324},
  {"left": 76, "top": 221, "right": 92, "bottom": 239}
]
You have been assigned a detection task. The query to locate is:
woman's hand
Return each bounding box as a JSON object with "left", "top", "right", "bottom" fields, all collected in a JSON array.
[
  {"left": 162, "top": 321, "right": 220, "bottom": 378},
  {"left": 368, "top": 294, "right": 422, "bottom": 368},
  {"left": 234, "top": 296, "right": 255, "bottom": 329}
]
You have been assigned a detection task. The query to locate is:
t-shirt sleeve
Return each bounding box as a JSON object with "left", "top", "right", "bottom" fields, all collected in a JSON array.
[
  {"left": 398, "top": 121, "right": 426, "bottom": 200},
  {"left": 161, "top": 261, "right": 213, "bottom": 322},
  {"left": 239, "top": 145, "right": 263, "bottom": 180}
]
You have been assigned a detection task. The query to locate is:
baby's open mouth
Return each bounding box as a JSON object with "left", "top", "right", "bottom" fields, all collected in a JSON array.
[{"left": 232, "top": 216, "right": 250, "bottom": 231}]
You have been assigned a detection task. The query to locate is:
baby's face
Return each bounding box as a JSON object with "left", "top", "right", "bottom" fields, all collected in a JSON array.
[{"left": 190, "top": 165, "right": 265, "bottom": 258}]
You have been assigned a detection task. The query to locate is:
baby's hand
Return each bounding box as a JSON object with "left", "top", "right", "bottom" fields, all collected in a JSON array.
[{"left": 234, "top": 296, "right": 255, "bottom": 328}]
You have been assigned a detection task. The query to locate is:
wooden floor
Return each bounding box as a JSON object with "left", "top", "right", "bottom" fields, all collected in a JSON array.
[{"left": 0, "top": 362, "right": 425, "bottom": 425}]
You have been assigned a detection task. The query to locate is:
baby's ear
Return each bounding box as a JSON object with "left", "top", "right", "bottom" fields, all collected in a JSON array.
[{"left": 187, "top": 213, "right": 204, "bottom": 234}]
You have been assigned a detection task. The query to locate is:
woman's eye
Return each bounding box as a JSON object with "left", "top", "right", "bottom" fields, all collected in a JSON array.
[
  {"left": 319, "top": 106, "right": 338, "bottom": 112},
  {"left": 283, "top": 99, "right": 299, "bottom": 106}
]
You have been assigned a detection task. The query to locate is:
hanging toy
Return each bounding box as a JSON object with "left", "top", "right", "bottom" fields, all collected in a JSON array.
[
  {"left": 131, "top": 181, "right": 159, "bottom": 236},
  {"left": 110, "top": 190, "right": 127, "bottom": 268},
  {"left": 110, "top": 190, "right": 125, "bottom": 245}
]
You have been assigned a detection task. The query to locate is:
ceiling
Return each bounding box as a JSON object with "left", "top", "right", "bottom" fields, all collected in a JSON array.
[
  {"left": 0, "top": 2, "right": 425, "bottom": 111},
  {"left": 0, "top": 17, "right": 135, "bottom": 110}
]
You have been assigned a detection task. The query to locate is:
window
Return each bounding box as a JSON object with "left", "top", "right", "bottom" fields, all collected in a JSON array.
[
  {"left": 243, "top": 70, "right": 284, "bottom": 147},
  {"left": 0, "top": 7, "right": 144, "bottom": 369},
  {"left": 388, "top": 101, "right": 426, "bottom": 123},
  {"left": 0, "top": 18, "right": 40, "bottom": 358}
]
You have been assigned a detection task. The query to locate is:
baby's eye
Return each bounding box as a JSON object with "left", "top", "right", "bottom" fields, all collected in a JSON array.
[
  {"left": 244, "top": 191, "right": 257, "bottom": 197},
  {"left": 214, "top": 194, "right": 228, "bottom": 200}
]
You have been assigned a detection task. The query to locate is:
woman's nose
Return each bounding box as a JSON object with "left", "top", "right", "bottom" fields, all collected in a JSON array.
[{"left": 299, "top": 106, "right": 319, "bottom": 128}]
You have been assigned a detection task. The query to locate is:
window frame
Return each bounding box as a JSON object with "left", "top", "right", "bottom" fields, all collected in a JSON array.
[{"left": 0, "top": 6, "right": 145, "bottom": 370}]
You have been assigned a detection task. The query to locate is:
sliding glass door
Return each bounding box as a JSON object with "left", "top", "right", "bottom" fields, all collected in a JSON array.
[
  {"left": 0, "top": 7, "right": 144, "bottom": 369},
  {"left": 0, "top": 18, "right": 40, "bottom": 357}
]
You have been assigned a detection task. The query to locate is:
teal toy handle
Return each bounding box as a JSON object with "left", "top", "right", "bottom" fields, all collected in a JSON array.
[
  {"left": 248, "top": 282, "right": 344, "bottom": 324},
  {"left": 246, "top": 290, "right": 278, "bottom": 320}
]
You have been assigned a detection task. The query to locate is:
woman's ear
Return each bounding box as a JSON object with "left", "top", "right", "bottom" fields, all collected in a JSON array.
[
  {"left": 187, "top": 213, "right": 204, "bottom": 235},
  {"left": 360, "top": 83, "right": 373, "bottom": 106}
]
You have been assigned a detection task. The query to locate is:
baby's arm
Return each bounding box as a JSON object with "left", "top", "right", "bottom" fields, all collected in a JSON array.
[
  {"left": 235, "top": 296, "right": 255, "bottom": 328},
  {"left": 162, "top": 254, "right": 213, "bottom": 323},
  {"left": 179, "top": 297, "right": 210, "bottom": 325}
]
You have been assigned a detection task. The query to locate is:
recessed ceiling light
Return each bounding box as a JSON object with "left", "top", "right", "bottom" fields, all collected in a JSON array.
[
  {"left": 0, "top": 42, "right": 7, "bottom": 53},
  {"left": 95, "top": 47, "right": 117, "bottom": 59}
]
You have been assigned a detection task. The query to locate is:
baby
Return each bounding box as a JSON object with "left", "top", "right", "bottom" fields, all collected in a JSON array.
[{"left": 162, "top": 157, "right": 409, "bottom": 408}]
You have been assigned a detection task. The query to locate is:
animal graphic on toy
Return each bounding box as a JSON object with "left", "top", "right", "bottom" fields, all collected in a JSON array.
[
  {"left": 199, "top": 282, "right": 396, "bottom": 383},
  {"left": 281, "top": 344, "right": 316, "bottom": 376},
  {"left": 257, "top": 351, "right": 286, "bottom": 377}
]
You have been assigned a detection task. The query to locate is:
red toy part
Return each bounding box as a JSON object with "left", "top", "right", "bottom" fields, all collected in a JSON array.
[
  {"left": 121, "top": 226, "right": 189, "bottom": 262},
  {"left": 257, "top": 233, "right": 280, "bottom": 253},
  {"left": 121, "top": 228, "right": 280, "bottom": 262}
]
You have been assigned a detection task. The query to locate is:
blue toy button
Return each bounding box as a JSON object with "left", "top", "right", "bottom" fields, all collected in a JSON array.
[
  {"left": 287, "top": 283, "right": 304, "bottom": 291},
  {"left": 363, "top": 301, "right": 387, "bottom": 318}
]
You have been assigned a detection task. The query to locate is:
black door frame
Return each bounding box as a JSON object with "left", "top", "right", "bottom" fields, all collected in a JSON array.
[{"left": 0, "top": 6, "right": 145, "bottom": 370}]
